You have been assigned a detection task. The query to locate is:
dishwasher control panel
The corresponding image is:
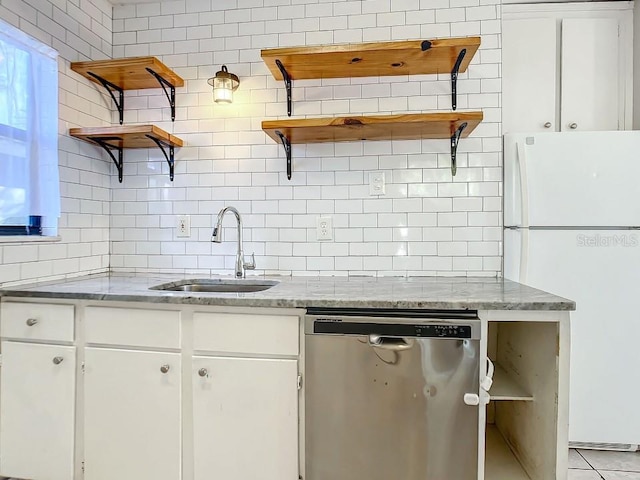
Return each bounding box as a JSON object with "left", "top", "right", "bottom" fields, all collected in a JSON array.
[
  {"left": 417, "top": 324, "right": 471, "bottom": 338},
  {"left": 312, "top": 319, "right": 473, "bottom": 339}
]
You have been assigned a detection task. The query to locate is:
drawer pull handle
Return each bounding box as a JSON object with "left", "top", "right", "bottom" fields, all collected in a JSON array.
[
  {"left": 26, "top": 318, "right": 38, "bottom": 327},
  {"left": 160, "top": 365, "right": 170, "bottom": 374},
  {"left": 53, "top": 357, "right": 64, "bottom": 365},
  {"left": 198, "top": 368, "right": 208, "bottom": 377}
]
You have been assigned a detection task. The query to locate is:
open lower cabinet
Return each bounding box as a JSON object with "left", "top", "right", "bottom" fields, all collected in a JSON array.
[{"left": 481, "top": 312, "right": 571, "bottom": 480}]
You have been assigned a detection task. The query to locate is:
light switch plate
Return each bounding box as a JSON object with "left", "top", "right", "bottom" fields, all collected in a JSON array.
[
  {"left": 316, "top": 216, "right": 333, "bottom": 241},
  {"left": 177, "top": 215, "right": 191, "bottom": 238},
  {"left": 369, "top": 171, "right": 386, "bottom": 196}
]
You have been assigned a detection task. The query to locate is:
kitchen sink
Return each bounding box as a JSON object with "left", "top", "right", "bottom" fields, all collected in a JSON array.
[{"left": 149, "top": 278, "right": 279, "bottom": 293}]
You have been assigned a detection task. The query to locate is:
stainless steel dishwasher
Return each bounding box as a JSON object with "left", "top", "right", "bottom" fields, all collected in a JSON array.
[{"left": 304, "top": 308, "right": 481, "bottom": 480}]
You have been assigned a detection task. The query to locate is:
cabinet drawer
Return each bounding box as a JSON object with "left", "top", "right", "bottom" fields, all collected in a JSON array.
[
  {"left": 193, "top": 312, "right": 299, "bottom": 356},
  {"left": 85, "top": 307, "right": 180, "bottom": 349},
  {"left": 0, "top": 302, "right": 74, "bottom": 342}
]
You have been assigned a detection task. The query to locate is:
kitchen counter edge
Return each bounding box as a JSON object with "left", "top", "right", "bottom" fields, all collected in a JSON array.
[{"left": 0, "top": 274, "right": 576, "bottom": 311}]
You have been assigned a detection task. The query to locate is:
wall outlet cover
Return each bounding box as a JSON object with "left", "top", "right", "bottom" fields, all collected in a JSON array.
[
  {"left": 369, "top": 171, "right": 386, "bottom": 196},
  {"left": 177, "top": 215, "right": 191, "bottom": 238},
  {"left": 316, "top": 216, "right": 333, "bottom": 241}
]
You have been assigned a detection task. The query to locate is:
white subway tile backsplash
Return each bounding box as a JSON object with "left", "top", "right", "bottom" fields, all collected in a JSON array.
[
  {"left": 363, "top": 256, "right": 393, "bottom": 271},
  {"left": 0, "top": 0, "right": 503, "bottom": 283},
  {"left": 0, "top": 0, "right": 111, "bottom": 287},
  {"left": 408, "top": 241, "right": 437, "bottom": 255},
  {"left": 363, "top": 0, "right": 391, "bottom": 14},
  {"left": 438, "top": 241, "right": 467, "bottom": 256}
]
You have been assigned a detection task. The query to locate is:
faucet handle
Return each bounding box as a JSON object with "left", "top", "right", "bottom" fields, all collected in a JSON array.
[{"left": 244, "top": 253, "right": 256, "bottom": 270}]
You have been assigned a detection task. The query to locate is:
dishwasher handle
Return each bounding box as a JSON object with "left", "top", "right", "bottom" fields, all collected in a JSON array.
[{"left": 368, "top": 335, "right": 415, "bottom": 351}]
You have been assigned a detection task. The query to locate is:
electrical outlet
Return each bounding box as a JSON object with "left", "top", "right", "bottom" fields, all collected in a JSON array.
[
  {"left": 369, "top": 171, "right": 386, "bottom": 196},
  {"left": 177, "top": 215, "right": 191, "bottom": 238},
  {"left": 316, "top": 216, "right": 333, "bottom": 241}
]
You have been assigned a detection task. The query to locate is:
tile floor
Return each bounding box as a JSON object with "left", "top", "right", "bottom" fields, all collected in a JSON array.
[{"left": 569, "top": 449, "right": 640, "bottom": 479}]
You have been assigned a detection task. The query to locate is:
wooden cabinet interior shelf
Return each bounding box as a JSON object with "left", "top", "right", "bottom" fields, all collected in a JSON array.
[
  {"left": 263, "top": 111, "right": 482, "bottom": 179},
  {"left": 490, "top": 364, "right": 534, "bottom": 402},
  {"left": 69, "top": 125, "right": 183, "bottom": 183},
  {"left": 261, "top": 37, "right": 480, "bottom": 115},
  {"left": 71, "top": 57, "right": 184, "bottom": 124}
]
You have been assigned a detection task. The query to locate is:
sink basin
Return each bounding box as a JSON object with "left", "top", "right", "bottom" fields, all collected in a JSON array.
[{"left": 150, "top": 279, "right": 279, "bottom": 293}]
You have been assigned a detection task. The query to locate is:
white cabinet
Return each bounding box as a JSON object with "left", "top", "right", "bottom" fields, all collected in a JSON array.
[
  {"left": 83, "top": 347, "right": 181, "bottom": 480},
  {"left": 503, "top": 4, "right": 633, "bottom": 133},
  {"left": 191, "top": 310, "right": 300, "bottom": 480},
  {"left": 503, "top": 18, "right": 558, "bottom": 133},
  {"left": 0, "top": 298, "right": 569, "bottom": 480},
  {"left": 0, "top": 341, "right": 76, "bottom": 480},
  {"left": 560, "top": 18, "right": 620, "bottom": 132},
  {"left": 192, "top": 356, "right": 299, "bottom": 480}
]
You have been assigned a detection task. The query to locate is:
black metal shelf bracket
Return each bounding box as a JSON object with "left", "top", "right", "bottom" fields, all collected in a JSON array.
[
  {"left": 146, "top": 135, "right": 175, "bottom": 181},
  {"left": 275, "top": 59, "right": 292, "bottom": 117},
  {"left": 89, "top": 136, "right": 124, "bottom": 182},
  {"left": 87, "top": 72, "right": 125, "bottom": 125},
  {"left": 275, "top": 130, "right": 292, "bottom": 180},
  {"left": 450, "top": 122, "right": 468, "bottom": 177},
  {"left": 451, "top": 48, "right": 467, "bottom": 111},
  {"left": 146, "top": 68, "right": 177, "bottom": 122}
]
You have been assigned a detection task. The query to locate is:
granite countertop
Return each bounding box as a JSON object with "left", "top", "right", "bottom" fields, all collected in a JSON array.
[{"left": 0, "top": 273, "right": 575, "bottom": 311}]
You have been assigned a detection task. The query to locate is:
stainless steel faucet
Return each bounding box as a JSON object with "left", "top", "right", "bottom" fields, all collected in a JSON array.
[{"left": 211, "top": 206, "right": 255, "bottom": 278}]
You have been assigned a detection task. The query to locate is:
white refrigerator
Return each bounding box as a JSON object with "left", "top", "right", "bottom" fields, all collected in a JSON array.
[{"left": 504, "top": 131, "right": 640, "bottom": 449}]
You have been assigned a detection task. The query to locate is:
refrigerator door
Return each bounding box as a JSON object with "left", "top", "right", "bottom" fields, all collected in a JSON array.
[
  {"left": 505, "top": 228, "right": 640, "bottom": 445},
  {"left": 504, "top": 132, "right": 640, "bottom": 228}
]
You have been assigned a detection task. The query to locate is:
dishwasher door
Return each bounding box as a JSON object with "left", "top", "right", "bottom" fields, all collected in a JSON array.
[{"left": 305, "top": 310, "right": 481, "bottom": 480}]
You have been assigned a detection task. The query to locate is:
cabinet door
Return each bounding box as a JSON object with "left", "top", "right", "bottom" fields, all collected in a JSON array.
[
  {"left": 561, "top": 18, "right": 620, "bottom": 132},
  {"left": 84, "top": 348, "right": 181, "bottom": 480},
  {"left": 502, "top": 18, "right": 558, "bottom": 133},
  {"left": 193, "top": 356, "right": 299, "bottom": 480},
  {"left": 0, "top": 342, "right": 76, "bottom": 480}
]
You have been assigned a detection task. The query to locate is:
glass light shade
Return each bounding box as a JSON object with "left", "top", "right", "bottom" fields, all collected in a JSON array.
[{"left": 207, "top": 65, "right": 239, "bottom": 104}]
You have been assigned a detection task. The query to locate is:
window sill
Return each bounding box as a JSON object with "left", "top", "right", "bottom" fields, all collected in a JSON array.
[{"left": 0, "top": 236, "right": 62, "bottom": 245}]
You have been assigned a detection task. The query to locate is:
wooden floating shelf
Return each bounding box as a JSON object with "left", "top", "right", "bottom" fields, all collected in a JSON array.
[
  {"left": 69, "top": 125, "right": 183, "bottom": 148},
  {"left": 262, "top": 37, "right": 480, "bottom": 80},
  {"left": 490, "top": 364, "right": 534, "bottom": 402},
  {"left": 69, "top": 125, "right": 183, "bottom": 183},
  {"left": 263, "top": 112, "right": 482, "bottom": 179},
  {"left": 263, "top": 112, "right": 481, "bottom": 144},
  {"left": 70, "top": 56, "right": 184, "bottom": 124},
  {"left": 262, "top": 37, "right": 480, "bottom": 114},
  {"left": 70, "top": 57, "right": 184, "bottom": 91}
]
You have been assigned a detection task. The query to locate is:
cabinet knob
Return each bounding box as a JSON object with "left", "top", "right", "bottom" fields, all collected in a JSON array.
[
  {"left": 52, "top": 357, "right": 64, "bottom": 365},
  {"left": 198, "top": 368, "right": 208, "bottom": 377},
  {"left": 160, "top": 365, "right": 170, "bottom": 374},
  {"left": 26, "top": 318, "right": 38, "bottom": 327},
  {"left": 569, "top": 123, "right": 578, "bottom": 129},
  {"left": 544, "top": 122, "right": 552, "bottom": 129}
]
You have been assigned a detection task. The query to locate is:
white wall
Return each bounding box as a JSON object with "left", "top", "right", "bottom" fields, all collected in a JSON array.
[
  {"left": 109, "top": 0, "right": 503, "bottom": 277},
  {"left": 635, "top": 0, "right": 640, "bottom": 129},
  {"left": 0, "top": 0, "right": 113, "bottom": 287}
]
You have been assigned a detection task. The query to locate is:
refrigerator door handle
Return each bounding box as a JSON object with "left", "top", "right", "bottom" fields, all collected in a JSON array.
[
  {"left": 516, "top": 140, "right": 530, "bottom": 228},
  {"left": 516, "top": 140, "right": 531, "bottom": 283}
]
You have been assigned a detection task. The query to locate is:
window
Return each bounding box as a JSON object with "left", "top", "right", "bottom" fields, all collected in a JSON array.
[{"left": 0, "top": 19, "right": 59, "bottom": 237}]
